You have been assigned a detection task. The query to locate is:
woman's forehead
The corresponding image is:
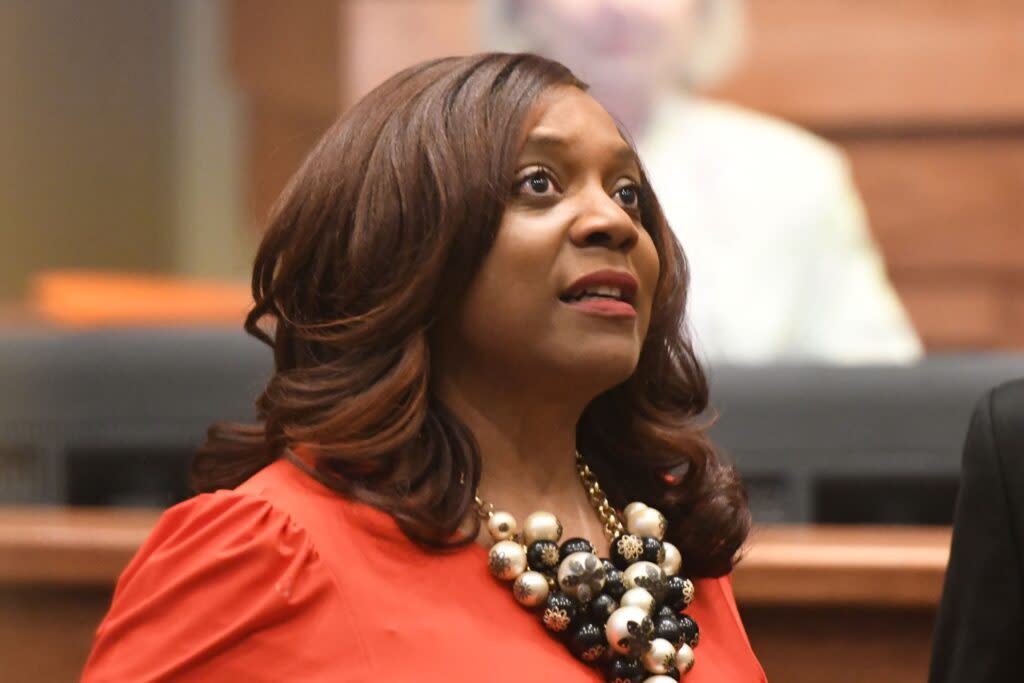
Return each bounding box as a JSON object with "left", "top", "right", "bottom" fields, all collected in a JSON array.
[{"left": 519, "top": 87, "right": 638, "bottom": 167}]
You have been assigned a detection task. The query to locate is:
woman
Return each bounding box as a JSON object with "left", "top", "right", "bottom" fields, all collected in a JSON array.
[
  {"left": 486, "top": 0, "right": 922, "bottom": 365},
  {"left": 83, "top": 53, "right": 764, "bottom": 682}
]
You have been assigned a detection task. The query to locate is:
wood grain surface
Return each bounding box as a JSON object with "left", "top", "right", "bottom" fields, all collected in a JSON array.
[{"left": 0, "top": 506, "right": 951, "bottom": 682}]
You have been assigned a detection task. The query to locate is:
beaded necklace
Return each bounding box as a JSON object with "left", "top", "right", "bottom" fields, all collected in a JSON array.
[{"left": 478, "top": 452, "right": 700, "bottom": 682}]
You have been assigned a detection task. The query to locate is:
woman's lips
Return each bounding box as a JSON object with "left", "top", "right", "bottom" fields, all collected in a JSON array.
[{"left": 562, "top": 298, "right": 637, "bottom": 319}]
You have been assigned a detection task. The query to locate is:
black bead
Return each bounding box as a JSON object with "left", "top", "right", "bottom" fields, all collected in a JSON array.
[
  {"left": 664, "top": 575, "right": 689, "bottom": 612},
  {"left": 655, "top": 604, "right": 678, "bottom": 621},
  {"left": 588, "top": 593, "right": 618, "bottom": 623},
  {"left": 678, "top": 613, "right": 700, "bottom": 647},
  {"left": 609, "top": 534, "right": 645, "bottom": 569},
  {"left": 566, "top": 620, "right": 607, "bottom": 663},
  {"left": 559, "top": 537, "right": 595, "bottom": 561},
  {"left": 603, "top": 567, "right": 626, "bottom": 600},
  {"left": 654, "top": 614, "right": 684, "bottom": 648},
  {"left": 541, "top": 592, "right": 577, "bottom": 634},
  {"left": 527, "top": 540, "right": 561, "bottom": 572},
  {"left": 606, "top": 656, "right": 644, "bottom": 683},
  {"left": 641, "top": 536, "right": 665, "bottom": 564},
  {"left": 664, "top": 667, "right": 681, "bottom": 681}
]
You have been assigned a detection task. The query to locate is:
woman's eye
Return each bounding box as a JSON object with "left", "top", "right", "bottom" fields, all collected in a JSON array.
[
  {"left": 518, "top": 170, "right": 557, "bottom": 196},
  {"left": 615, "top": 185, "right": 640, "bottom": 209}
]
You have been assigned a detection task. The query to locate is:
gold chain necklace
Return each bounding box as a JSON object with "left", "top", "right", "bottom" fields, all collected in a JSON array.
[
  {"left": 476, "top": 450, "right": 699, "bottom": 681},
  {"left": 474, "top": 451, "right": 625, "bottom": 541}
]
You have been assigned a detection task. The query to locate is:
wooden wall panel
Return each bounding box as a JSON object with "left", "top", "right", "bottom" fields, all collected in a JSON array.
[
  {"left": 843, "top": 137, "right": 1024, "bottom": 272},
  {"left": 841, "top": 135, "right": 1024, "bottom": 349},
  {"left": 715, "top": 0, "right": 1024, "bottom": 129},
  {"left": 713, "top": 1, "right": 1024, "bottom": 351},
  {"left": 228, "top": 0, "right": 340, "bottom": 114},
  {"left": 1005, "top": 279, "right": 1024, "bottom": 349},
  {"left": 230, "top": 0, "right": 478, "bottom": 225},
  {"left": 339, "top": 0, "right": 479, "bottom": 109},
  {"left": 229, "top": 0, "right": 341, "bottom": 227},
  {"left": 244, "top": 102, "right": 336, "bottom": 227},
  {"left": 892, "top": 277, "right": 1004, "bottom": 349}
]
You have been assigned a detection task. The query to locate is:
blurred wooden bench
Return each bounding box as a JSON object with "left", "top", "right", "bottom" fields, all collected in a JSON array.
[
  {"left": 736, "top": 526, "right": 950, "bottom": 683},
  {"left": 0, "top": 507, "right": 159, "bottom": 681},
  {"left": 0, "top": 506, "right": 951, "bottom": 682}
]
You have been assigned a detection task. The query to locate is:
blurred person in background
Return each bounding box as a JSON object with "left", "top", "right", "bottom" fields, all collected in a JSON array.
[{"left": 486, "top": 0, "right": 923, "bottom": 365}]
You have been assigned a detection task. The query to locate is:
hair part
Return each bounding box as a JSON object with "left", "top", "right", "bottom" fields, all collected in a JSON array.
[{"left": 192, "top": 52, "right": 748, "bottom": 578}]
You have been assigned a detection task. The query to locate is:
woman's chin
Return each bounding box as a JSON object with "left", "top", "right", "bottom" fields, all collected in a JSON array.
[{"left": 551, "top": 344, "right": 641, "bottom": 392}]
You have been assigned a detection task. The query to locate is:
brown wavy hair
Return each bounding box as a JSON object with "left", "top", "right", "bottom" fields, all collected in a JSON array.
[{"left": 192, "top": 53, "right": 749, "bottom": 577}]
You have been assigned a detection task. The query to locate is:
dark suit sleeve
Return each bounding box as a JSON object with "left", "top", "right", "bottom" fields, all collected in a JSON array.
[{"left": 929, "top": 384, "right": 1024, "bottom": 683}]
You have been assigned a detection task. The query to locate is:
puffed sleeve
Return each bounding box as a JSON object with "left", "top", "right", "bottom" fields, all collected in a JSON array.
[{"left": 81, "top": 490, "right": 360, "bottom": 682}]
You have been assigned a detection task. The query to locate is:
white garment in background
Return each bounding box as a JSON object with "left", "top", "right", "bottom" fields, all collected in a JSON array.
[{"left": 637, "top": 95, "right": 923, "bottom": 365}]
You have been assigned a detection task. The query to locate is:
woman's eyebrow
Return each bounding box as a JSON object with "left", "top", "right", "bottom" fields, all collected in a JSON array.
[
  {"left": 521, "top": 132, "right": 572, "bottom": 155},
  {"left": 521, "top": 132, "right": 641, "bottom": 173}
]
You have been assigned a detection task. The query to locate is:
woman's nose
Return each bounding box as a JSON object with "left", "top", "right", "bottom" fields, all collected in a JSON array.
[{"left": 569, "top": 189, "right": 640, "bottom": 252}]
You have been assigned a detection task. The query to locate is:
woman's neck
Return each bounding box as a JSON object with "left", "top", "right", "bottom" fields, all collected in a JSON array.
[
  {"left": 439, "top": 374, "right": 583, "bottom": 506},
  {"left": 434, "top": 367, "right": 613, "bottom": 549}
]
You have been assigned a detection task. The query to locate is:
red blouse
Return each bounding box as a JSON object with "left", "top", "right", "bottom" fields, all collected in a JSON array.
[{"left": 83, "top": 458, "right": 767, "bottom": 682}]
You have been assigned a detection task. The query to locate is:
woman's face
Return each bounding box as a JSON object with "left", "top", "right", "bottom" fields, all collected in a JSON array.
[{"left": 442, "top": 86, "right": 661, "bottom": 395}]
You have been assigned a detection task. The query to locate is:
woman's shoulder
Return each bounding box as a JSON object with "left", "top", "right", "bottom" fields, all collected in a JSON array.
[
  {"left": 122, "top": 458, "right": 348, "bottom": 583},
  {"left": 82, "top": 467, "right": 367, "bottom": 681}
]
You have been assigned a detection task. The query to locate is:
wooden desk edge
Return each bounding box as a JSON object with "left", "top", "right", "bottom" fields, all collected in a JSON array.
[{"left": 0, "top": 509, "right": 953, "bottom": 608}]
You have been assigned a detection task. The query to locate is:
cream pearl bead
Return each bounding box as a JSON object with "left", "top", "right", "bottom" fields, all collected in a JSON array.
[
  {"left": 488, "top": 540, "right": 527, "bottom": 581},
  {"left": 513, "top": 570, "right": 550, "bottom": 607},
  {"left": 619, "top": 587, "right": 655, "bottom": 613},
  {"left": 642, "top": 677, "right": 677, "bottom": 683},
  {"left": 557, "top": 551, "right": 605, "bottom": 603},
  {"left": 623, "top": 561, "right": 665, "bottom": 590},
  {"left": 642, "top": 638, "right": 677, "bottom": 675},
  {"left": 623, "top": 501, "right": 648, "bottom": 519},
  {"left": 522, "top": 511, "right": 562, "bottom": 544},
  {"left": 627, "top": 506, "right": 667, "bottom": 540},
  {"left": 675, "top": 642, "right": 696, "bottom": 673},
  {"left": 660, "top": 541, "right": 682, "bottom": 576},
  {"left": 486, "top": 511, "right": 518, "bottom": 542},
  {"left": 604, "top": 606, "right": 650, "bottom": 654}
]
